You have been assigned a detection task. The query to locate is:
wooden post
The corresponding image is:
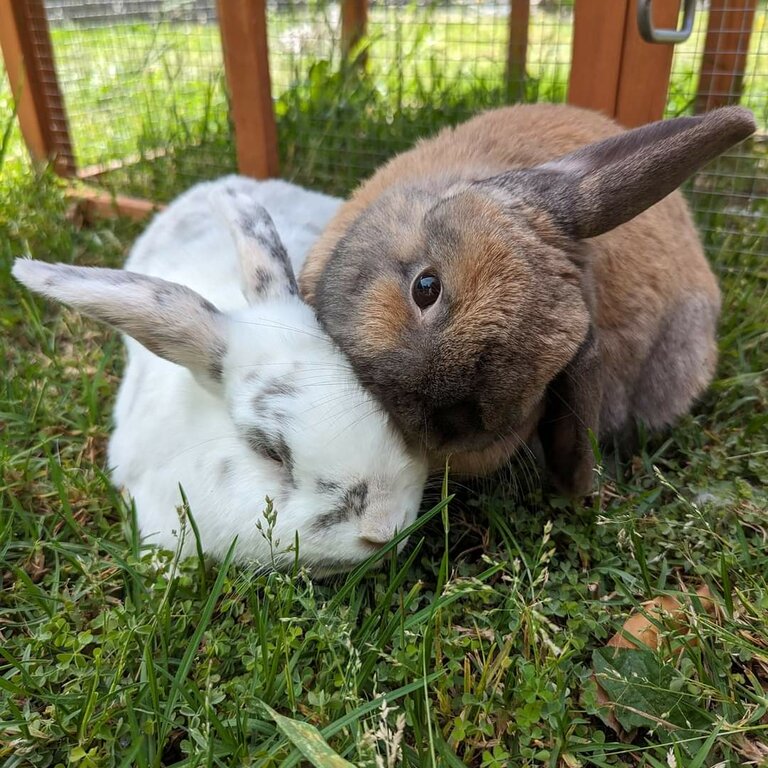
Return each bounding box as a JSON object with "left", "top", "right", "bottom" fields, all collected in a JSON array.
[
  {"left": 614, "top": 0, "right": 680, "bottom": 127},
  {"left": 217, "top": 0, "right": 279, "bottom": 179},
  {"left": 569, "top": 0, "right": 680, "bottom": 128},
  {"left": 695, "top": 0, "right": 757, "bottom": 113},
  {"left": 568, "top": 0, "right": 630, "bottom": 117},
  {"left": 0, "top": 0, "right": 75, "bottom": 176},
  {"left": 341, "top": 0, "right": 368, "bottom": 66},
  {"left": 506, "top": 0, "right": 530, "bottom": 102}
]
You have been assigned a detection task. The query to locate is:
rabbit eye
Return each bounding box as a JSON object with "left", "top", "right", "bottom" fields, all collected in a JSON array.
[
  {"left": 262, "top": 446, "right": 284, "bottom": 465},
  {"left": 412, "top": 271, "right": 441, "bottom": 310},
  {"left": 246, "top": 427, "right": 293, "bottom": 475}
]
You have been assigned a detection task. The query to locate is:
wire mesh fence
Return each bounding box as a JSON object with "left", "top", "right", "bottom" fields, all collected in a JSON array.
[
  {"left": 23, "top": 0, "right": 576, "bottom": 200},
  {"left": 269, "top": 0, "right": 574, "bottom": 194},
  {"left": 666, "top": 1, "right": 767, "bottom": 266},
  {"left": 42, "top": 0, "right": 234, "bottom": 199},
  {"left": 1, "top": 0, "right": 765, "bottom": 267}
]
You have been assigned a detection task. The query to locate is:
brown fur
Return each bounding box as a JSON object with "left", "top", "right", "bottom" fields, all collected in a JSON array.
[
  {"left": 358, "top": 274, "right": 411, "bottom": 354},
  {"left": 300, "top": 103, "right": 754, "bottom": 494}
]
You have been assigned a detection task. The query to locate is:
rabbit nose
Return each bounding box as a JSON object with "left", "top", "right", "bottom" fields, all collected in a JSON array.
[
  {"left": 359, "top": 520, "right": 400, "bottom": 549},
  {"left": 431, "top": 398, "right": 482, "bottom": 443}
]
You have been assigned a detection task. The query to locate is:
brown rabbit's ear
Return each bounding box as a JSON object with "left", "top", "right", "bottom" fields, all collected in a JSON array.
[
  {"left": 538, "top": 328, "right": 602, "bottom": 498},
  {"left": 487, "top": 106, "right": 755, "bottom": 241}
]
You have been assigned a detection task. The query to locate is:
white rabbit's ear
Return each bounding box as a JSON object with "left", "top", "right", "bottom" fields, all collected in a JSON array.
[
  {"left": 484, "top": 106, "right": 756, "bottom": 241},
  {"left": 210, "top": 185, "right": 299, "bottom": 303},
  {"left": 13, "top": 259, "right": 228, "bottom": 383}
]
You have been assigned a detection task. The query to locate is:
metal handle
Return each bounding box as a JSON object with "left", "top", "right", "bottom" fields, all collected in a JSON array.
[{"left": 637, "top": 0, "right": 696, "bottom": 44}]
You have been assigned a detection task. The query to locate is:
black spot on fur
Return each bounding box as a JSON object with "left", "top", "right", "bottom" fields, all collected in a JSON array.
[
  {"left": 246, "top": 426, "right": 268, "bottom": 452},
  {"left": 275, "top": 436, "right": 294, "bottom": 478},
  {"left": 245, "top": 427, "right": 295, "bottom": 483},
  {"left": 261, "top": 377, "right": 298, "bottom": 399},
  {"left": 311, "top": 508, "right": 347, "bottom": 531},
  {"left": 315, "top": 478, "right": 341, "bottom": 495},
  {"left": 251, "top": 401, "right": 289, "bottom": 424},
  {"left": 237, "top": 211, "right": 299, "bottom": 296},
  {"left": 312, "top": 480, "right": 369, "bottom": 531},
  {"left": 251, "top": 376, "right": 298, "bottom": 420},
  {"left": 238, "top": 212, "right": 284, "bottom": 261},
  {"left": 207, "top": 340, "right": 226, "bottom": 382},
  {"left": 343, "top": 481, "right": 369, "bottom": 518},
  {"left": 252, "top": 267, "right": 275, "bottom": 296},
  {"left": 208, "top": 360, "right": 223, "bottom": 382}
]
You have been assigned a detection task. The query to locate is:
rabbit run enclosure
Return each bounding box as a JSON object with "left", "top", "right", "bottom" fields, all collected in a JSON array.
[
  {"left": 1, "top": 0, "right": 766, "bottom": 265},
  {"left": 3, "top": 3, "right": 768, "bottom": 765}
]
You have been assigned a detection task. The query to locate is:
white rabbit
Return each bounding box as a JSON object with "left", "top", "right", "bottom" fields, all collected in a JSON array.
[{"left": 13, "top": 176, "right": 428, "bottom": 574}]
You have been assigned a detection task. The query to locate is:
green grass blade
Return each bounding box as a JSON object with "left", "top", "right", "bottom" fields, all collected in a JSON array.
[{"left": 261, "top": 702, "right": 356, "bottom": 768}]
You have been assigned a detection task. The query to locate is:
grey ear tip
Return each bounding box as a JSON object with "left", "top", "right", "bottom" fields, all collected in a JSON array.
[
  {"left": 209, "top": 186, "right": 272, "bottom": 226},
  {"left": 704, "top": 105, "right": 757, "bottom": 138}
]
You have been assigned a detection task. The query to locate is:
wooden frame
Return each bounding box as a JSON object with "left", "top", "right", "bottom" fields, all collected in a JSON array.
[
  {"left": 568, "top": 0, "right": 629, "bottom": 117},
  {"left": 568, "top": 0, "right": 681, "bottom": 128},
  {"left": 696, "top": 0, "right": 758, "bottom": 113},
  {"left": 506, "top": 0, "right": 530, "bottom": 101},
  {"left": 66, "top": 185, "right": 163, "bottom": 224},
  {"left": 0, "top": 0, "right": 75, "bottom": 176},
  {"left": 216, "top": 0, "right": 279, "bottom": 179},
  {"left": 614, "top": 0, "right": 680, "bottom": 127},
  {"left": 342, "top": 0, "right": 368, "bottom": 65}
]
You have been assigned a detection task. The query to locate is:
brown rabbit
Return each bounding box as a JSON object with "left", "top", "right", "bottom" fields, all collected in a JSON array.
[{"left": 299, "top": 104, "right": 755, "bottom": 496}]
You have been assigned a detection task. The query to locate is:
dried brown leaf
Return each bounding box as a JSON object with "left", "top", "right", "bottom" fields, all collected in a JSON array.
[
  {"left": 608, "top": 585, "right": 716, "bottom": 651},
  {"left": 591, "top": 584, "right": 719, "bottom": 735}
]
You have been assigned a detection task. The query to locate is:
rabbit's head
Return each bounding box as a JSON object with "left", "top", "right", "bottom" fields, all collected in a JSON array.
[
  {"left": 220, "top": 306, "right": 428, "bottom": 573},
  {"left": 312, "top": 107, "right": 756, "bottom": 493},
  {"left": 13, "top": 189, "right": 427, "bottom": 573}
]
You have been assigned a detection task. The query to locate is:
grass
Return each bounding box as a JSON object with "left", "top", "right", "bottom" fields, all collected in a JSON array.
[{"left": 2, "top": 5, "right": 768, "bottom": 767}]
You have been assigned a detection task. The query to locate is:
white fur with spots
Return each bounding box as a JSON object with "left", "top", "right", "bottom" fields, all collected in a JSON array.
[{"left": 13, "top": 176, "right": 427, "bottom": 574}]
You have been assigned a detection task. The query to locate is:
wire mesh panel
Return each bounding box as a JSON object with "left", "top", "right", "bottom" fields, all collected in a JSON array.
[
  {"left": 7, "top": 0, "right": 764, "bottom": 245},
  {"left": 41, "top": 0, "right": 235, "bottom": 200},
  {"left": 10, "top": 1, "right": 576, "bottom": 200},
  {"left": 11, "top": 0, "right": 575, "bottom": 200},
  {"left": 269, "top": 0, "right": 575, "bottom": 195},
  {"left": 2, "top": 1, "right": 77, "bottom": 175},
  {"left": 666, "top": 1, "right": 767, "bottom": 264}
]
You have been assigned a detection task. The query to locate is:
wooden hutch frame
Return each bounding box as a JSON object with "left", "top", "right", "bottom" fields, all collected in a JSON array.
[{"left": 0, "top": 0, "right": 758, "bottom": 221}]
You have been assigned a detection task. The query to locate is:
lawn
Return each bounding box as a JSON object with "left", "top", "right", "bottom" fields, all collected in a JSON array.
[{"left": 2, "top": 5, "right": 768, "bottom": 767}]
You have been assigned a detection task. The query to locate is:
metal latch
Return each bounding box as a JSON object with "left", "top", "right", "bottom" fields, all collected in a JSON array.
[{"left": 637, "top": 0, "right": 696, "bottom": 44}]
